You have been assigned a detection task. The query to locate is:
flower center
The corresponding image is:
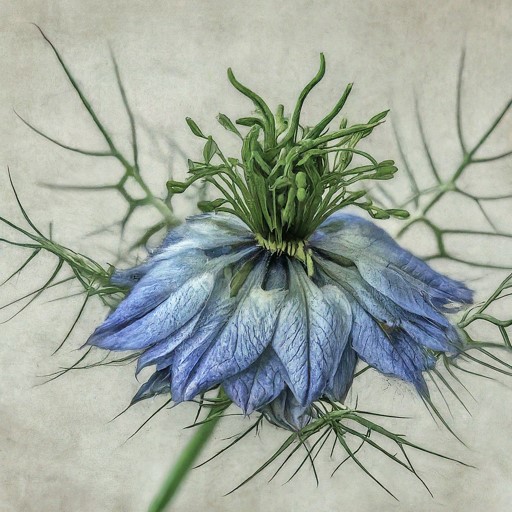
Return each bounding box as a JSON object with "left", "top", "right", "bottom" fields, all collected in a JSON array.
[{"left": 255, "top": 234, "right": 315, "bottom": 276}]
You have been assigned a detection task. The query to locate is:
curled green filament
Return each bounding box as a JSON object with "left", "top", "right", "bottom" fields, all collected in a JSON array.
[{"left": 170, "top": 54, "right": 408, "bottom": 248}]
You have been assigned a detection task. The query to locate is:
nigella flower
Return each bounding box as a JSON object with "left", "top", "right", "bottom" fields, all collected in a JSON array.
[
  {"left": 88, "top": 212, "right": 471, "bottom": 429},
  {"left": 88, "top": 54, "right": 473, "bottom": 430}
]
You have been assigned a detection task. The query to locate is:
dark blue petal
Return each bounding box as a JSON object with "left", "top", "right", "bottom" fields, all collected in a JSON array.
[
  {"left": 131, "top": 369, "right": 171, "bottom": 405},
  {"left": 403, "top": 317, "right": 462, "bottom": 353},
  {"left": 88, "top": 272, "right": 215, "bottom": 350},
  {"left": 260, "top": 389, "right": 316, "bottom": 431},
  {"left": 181, "top": 287, "right": 286, "bottom": 400},
  {"left": 310, "top": 213, "right": 473, "bottom": 316},
  {"left": 262, "top": 257, "right": 287, "bottom": 290},
  {"left": 326, "top": 345, "right": 358, "bottom": 402},
  {"left": 350, "top": 301, "right": 435, "bottom": 394},
  {"left": 272, "top": 261, "right": 352, "bottom": 406},
  {"left": 223, "top": 347, "right": 286, "bottom": 414}
]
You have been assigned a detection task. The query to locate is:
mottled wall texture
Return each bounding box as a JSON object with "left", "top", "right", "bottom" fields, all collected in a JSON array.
[{"left": 1, "top": 1, "right": 512, "bottom": 511}]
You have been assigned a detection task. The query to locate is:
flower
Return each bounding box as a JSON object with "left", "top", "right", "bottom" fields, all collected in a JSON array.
[
  {"left": 88, "top": 211, "right": 472, "bottom": 430},
  {"left": 87, "top": 54, "right": 474, "bottom": 431}
]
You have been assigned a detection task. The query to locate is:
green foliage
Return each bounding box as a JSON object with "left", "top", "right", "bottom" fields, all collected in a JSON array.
[
  {"left": 0, "top": 171, "right": 127, "bottom": 355},
  {"left": 382, "top": 51, "right": 512, "bottom": 270},
  {"left": 212, "top": 400, "right": 469, "bottom": 499},
  {"left": 17, "top": 25, "right": 180, "bottom": 251}
]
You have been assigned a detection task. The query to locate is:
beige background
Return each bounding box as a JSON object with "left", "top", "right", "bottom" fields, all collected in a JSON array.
[{"left": 1, "top": 1, "right": 512, "bottom": 511}]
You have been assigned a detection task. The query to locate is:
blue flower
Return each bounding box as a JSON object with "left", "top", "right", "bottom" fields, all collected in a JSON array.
[
  {"left": 86, "top": 56, "right": 474, "bottom": 431},
  {"left": 88, "top": 212, "right": 472, "bottom": 430}
]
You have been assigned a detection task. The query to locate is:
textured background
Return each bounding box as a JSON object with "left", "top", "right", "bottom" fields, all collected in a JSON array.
[{"left": 1, "top": 1, "right": 512, "bottom": 511}]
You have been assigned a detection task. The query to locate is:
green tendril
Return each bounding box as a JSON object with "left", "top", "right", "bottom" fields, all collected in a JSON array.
[
  {"left": 173, "top": 54, "right": 408, "bottom": 256},
  {"left": 23, "top": 25, "right": 180, "bottom": 250},
  {"left": 379, "top": 50, "right": 512, "bottom": 271}
]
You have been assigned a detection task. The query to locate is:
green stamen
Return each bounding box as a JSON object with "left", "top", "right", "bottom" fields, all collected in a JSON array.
[
  {"left": 170, "top": 54, "right": 409, "bottom": 267},
  {"left": 255, "top": 234, "right": 314, "bottom": 276}
]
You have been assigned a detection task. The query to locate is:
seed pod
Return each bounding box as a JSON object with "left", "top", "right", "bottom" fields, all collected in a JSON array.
[
  {"left": 387, "top": 208, "right": 410, "bottom": 219},
  {"left": 297, "top": 187, "right": 307, "bottom": 202},
  {"left": 373, "top": 210, "right": 390, "bottom": 219},
  {"left": 295, "top": 171, "right": 307, "bottom": 188}
]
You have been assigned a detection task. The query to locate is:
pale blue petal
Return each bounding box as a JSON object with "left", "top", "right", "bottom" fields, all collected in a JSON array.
[
  {"left": 316, "top": 258, "right": 445, "bottom": 327},
  {"left": 89, "top": 244, "right": 257, "bottom": 352},
  {"left": 111, "top": 213, "right": 253, "bottom": 290},
  {"left": 171, "top": 296, "right": 235, "bottom": 402},
  {"left": 311, "top": 213, "right": 473, "bottom": 315},
  {"left": 317, "top": 257, "right": 461, "bottom": 353},
  {"left": 97, "top": 249, "right": 209, "bottom": 333},
  {"left": 135, "top": 314, "right": 201, "bottom": 375},
  {"left": 161, "top": 213, "right": 254, "bottom": 252},
  {"left": 110, "top": 266, "right": 149, "bottom": 289},
  {"left": 272, "top": 261, "right": 352, "bottom": 406},
  {"left": 88, "top": 272, "right": 215, "bottom": 350},
  {"left": 223, "top": 348, "right": 286, "bottom": 414}
]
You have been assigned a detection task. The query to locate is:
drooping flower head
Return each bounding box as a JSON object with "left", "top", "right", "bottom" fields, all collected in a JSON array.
[{"left": 88, "top": 55, "right": 472, "bottom": 430}]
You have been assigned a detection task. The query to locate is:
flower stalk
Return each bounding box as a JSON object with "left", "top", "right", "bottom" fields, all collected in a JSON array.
[{"left": 148, "top": 394, "right": 229, "bottom": 512}]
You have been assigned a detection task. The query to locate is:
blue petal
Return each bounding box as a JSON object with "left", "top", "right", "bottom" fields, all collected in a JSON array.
[
  {"left": 316, "top": 258, "right": 408, "bottom": 326},
  {"left": 223, "top": 347, "right": 286, "bottom": 414},
  {"left": 171, "top": 294, "right": 235, "bottom": 402},
  {"left": 310, "top": 213, "right": 473, "bottom": 316},
  {"left": 111, "top": 213, "right": 253, "bottom": 289},
  {"left": 88, "top": 272, "right": 215, "bottom": 350},
  {"left": 263, "top": 257, "right": 287, "bottom": 290},
  {"left": 260, "top": 389, "right": 316, "bottom": 431},
  {"left": 350, "top": 301, "right": 435, "bottom": 394},
  {"left": 131, "top": 369, "right": 171, "bottom": 404},
  {"left": 326, "top": 345, "right": 358, "bottom": 402},
  {"left": 181, "top": 286, "right": 286, "bottom": 400},
  {"left": 272, "top": 260, "right": 352, "bottom": 406},
  {"left": 161, "top": 213, "right": 254, "bottom": 251},
  {"left": 403, "top": 317, "right": 462, "bottom": 353},
  {"left": 96, "top": 249, "right": 209, "bottom": 334},
  {"left": 317, "top": 257, "right": 461, "bottom": 353},
  {"left": 135, "top": 314, "right": 201, "bottom": 375}
]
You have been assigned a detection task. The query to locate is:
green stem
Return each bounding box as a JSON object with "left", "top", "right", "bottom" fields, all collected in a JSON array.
[{"left": 148, "top": 401, "right": 225, "bottom": 512}]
